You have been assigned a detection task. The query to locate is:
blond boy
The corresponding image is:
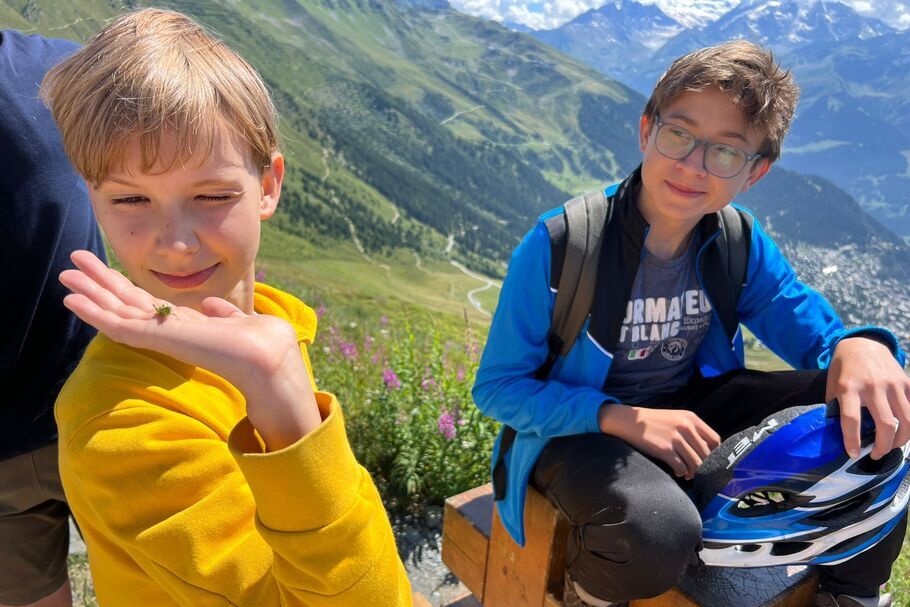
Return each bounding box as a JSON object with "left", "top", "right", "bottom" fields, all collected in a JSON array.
[{"left": 43, "top": 9, "right": 411, "bottom": 606}]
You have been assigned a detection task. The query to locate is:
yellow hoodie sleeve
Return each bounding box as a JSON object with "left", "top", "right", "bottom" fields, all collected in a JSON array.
[
  {"left": 229, "top": 391, "right": 412, "bottom": 606},
  {"left": 61, "top": 390, "right": 411, "bottom": 606}
]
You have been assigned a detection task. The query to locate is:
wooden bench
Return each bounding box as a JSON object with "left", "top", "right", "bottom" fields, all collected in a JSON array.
[{"left": 441, "top": 484, "right": 819, "bottom": 607}]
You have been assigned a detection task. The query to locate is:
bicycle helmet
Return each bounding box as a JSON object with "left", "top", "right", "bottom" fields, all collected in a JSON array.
[{"left": 694, "top": 401, "right": 910, "bottom": 567}]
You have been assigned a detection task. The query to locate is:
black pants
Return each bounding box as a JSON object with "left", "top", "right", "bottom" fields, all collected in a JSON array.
[{"left": 532, "top": 369, "right": 908, "bottom": 602}]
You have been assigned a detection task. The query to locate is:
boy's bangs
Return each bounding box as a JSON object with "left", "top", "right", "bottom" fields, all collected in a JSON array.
[
  {"left": 91, "top": 46, "right": 244, "bottom": 181},
  {"left": 41, "top": 8, "right": 277, "bottom": 186},
  {"left": 105, "top": 110, "right": 222, "bottom": 181}
]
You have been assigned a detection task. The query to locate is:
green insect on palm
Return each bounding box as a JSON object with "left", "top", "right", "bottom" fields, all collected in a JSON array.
[{"left": 153, "top": 303, "right": 173, "bottom": 318}]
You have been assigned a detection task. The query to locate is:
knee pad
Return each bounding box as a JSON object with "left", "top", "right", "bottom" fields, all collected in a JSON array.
[{"left": 575, "top": 499, "right": 702, "bottom": 598}]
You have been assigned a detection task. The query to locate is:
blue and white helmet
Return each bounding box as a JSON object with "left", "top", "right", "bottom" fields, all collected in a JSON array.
[{"left": 694, "top": 402, "right": 910, "bottom": 567}]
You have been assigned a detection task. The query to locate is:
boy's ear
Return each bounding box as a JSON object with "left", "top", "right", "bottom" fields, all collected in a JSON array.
[
  {"left": 739, "top": 157, "right": 772, "bottom": 193},
  {"left": 639, "top": 114, "right": 652, "bottom": 152},
  {"left": 259, "top": 153, "right": 284, "bottom": 220}
]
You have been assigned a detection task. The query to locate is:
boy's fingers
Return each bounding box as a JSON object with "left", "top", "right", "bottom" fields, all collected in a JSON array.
[
  {"left": 664, "top": 452, "right": 687, "bottom": 478},
  {"left": 62, "top": 293, "right": 94, "bottom": 325},
  {"left": 673, "top": 438, "right": 702, "bottom": 479},
  {"left": 63, "top": 293, "right": 132, "bottom": 342},
  {"left": 70, "top": 250, "right": 152, "bottom": 310},
  {"left": 201, "top": 297, "right": 246, "bottom": 319},
  {"left": 890, "top": 386, "right": 910, "bottom": 448},
  {"left": 868, "top": 391, "right": 898, "bottom": 460},
  {"left": 69, "top": 249, "right": 104, "bottom": 269},
  {"left": 680, "top": 425, "right": 712, "bottom": 461},
  {"left": 696, "top": 421, "right": 722, "bottom": 451},
  {"left": 838, "top": 392, "right": 863, "bottom": 458},
  {"left": 60, "top": 269, "right": 147, "bottom": 320}
]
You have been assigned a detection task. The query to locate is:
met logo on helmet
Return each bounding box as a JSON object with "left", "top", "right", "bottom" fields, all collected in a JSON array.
[{"left": 726, "top": 418, "right": 780, "bottom": 469}]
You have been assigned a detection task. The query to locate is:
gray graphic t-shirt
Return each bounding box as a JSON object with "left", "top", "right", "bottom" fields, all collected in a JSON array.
[{"left": 602, "top": 238, "right": 712, "bottom": 404}]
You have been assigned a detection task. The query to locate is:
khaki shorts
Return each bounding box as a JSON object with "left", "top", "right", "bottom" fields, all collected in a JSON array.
[{"left": 0, "top": 443, "right": 70, "bottom": 605}]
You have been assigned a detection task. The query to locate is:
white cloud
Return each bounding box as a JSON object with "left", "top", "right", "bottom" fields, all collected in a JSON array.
[
  {"left": 455, "top": 0, "right": 507, "bottom": 21},
  {"left": 454, "top": 0, "right": 605, "bottom": 28},
  {"left": 452, "top": 0, "right": 603, "bottom": 28},
  {"left": 838, "top": 0, "right": 910, "bottom": 29}
]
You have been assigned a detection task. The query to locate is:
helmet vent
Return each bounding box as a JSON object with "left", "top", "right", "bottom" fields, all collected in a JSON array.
[
  {"left": 803, "top": 490, "right": 878, "bottom": 528},
  {"left": 733, "top": 490, "right": 811, "bottom": 517},
  {"left": 770, "top": 542, "right": 812, "bottom": 556},
  {"left": 847, "top": 449, "right": 903, "bottom": 476},
  {"left": 820, "top": 523, "right": 887, "bottom": 558}
]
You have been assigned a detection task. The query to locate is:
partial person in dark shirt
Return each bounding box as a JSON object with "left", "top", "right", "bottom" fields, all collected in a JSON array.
[{"left": 0, "top": 30, "right": 105, "bottom": 607}]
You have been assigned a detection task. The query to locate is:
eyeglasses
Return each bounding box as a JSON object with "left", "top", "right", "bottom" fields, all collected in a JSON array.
[{"left": 653, "top": 114, "right": 763, "bottom": 179}]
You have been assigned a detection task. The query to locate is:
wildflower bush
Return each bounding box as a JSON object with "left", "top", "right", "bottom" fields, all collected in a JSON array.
[{"left": 310, "top": 306, "right": 500, "bottom": 514}]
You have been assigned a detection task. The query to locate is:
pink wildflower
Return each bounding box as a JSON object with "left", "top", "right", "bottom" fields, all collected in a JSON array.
[
  {"left": 437, "top": 411, "right": 457, "bottom": 440},
  {"left": 465, "top": 340, "right": 480, "bottom": 361},
  {"left": 383, "top": 368, "right": 401, "bottom": 390},
  {"left": 339, "top": 341, "right": 358, "bottom": 360},
  {"left": 316, "top": 304, "right": 326, "bottom": 320}
]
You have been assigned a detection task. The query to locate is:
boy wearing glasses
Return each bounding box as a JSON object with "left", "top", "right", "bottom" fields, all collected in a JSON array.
[{"left": 473, "top": 41, "right": 909, "bottom": 607}]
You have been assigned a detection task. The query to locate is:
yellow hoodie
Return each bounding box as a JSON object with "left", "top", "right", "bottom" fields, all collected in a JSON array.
[{"left": 56, "top": 284, "right": 412, "bottom": 606}]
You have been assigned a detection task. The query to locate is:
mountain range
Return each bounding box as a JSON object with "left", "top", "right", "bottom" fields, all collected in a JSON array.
[{"left": 529, "top": 0, "right": 910, "bottom": 30}]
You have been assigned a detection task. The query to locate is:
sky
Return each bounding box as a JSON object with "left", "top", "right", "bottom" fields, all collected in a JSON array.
[{"left": 446, "top": 0, "right": 910, "bottom": 31}]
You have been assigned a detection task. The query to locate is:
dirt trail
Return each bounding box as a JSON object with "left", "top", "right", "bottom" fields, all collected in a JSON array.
[{"left": 448, "top": 259, "right": 500, "bottom": 317}]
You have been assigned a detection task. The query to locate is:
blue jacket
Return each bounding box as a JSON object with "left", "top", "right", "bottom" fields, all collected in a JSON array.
[{"left": 472, "top": 174, "right": 906, "bottom": 546}]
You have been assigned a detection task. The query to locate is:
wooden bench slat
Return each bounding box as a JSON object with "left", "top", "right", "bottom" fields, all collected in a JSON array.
[
  {"left": 443, "top": 498, "right": 491, "bottom": 571},
  {"left": 442, "top": 485, "right": 496, "bottom": 601},
  {"left": 483, "top": 487, "right": 570, "bottom": 607},
  {"left": 632, "top": 591, "right": 700, "bottom": 607},
  {"left": 413, "top": 592, "right": 434, "bottom": 607},
  {"left": 442, "top": 533, "right": 487, "bottom": 600},
  {"left": 445, "top": 484, "right": 495, "bottom": 539}
]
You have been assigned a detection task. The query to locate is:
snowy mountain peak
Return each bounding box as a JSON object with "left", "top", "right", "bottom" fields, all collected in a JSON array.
[
  {"left": 640, "top": 0, "right": 743, "bottom": 27},
  {"left": 710, "top": 0, "right": 894, "bottom": 48},
  {"left": 545, "top": 0, "right": 684, "bottom": 51},
  {"left": 638, "top": 0, "right": 906, "bottom": 30}
]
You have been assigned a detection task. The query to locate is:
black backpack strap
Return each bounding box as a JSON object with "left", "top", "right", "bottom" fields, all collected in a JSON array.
[
  {"left": 537, "top": 191, "right": 609, "bottom": 379},
  {"left": 708, "top": 206, "right": 753, "bottom": 341},
  {"left": 719, "top": 206, "right": 752, "bottom": 303},
  {"left": 493, "top": 191, "right": 610, "bottom": 501}
]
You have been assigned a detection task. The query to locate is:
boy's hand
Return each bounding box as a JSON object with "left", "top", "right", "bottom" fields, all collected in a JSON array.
[
  {"left": 598, "top": 404, "right": 721, "bottom": 480},
  {"left": 828, "top": 337, "right": 910, "bottom": 460},
  {"left": 59, "top": 250, "right": 322, "bottom": 451}
]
